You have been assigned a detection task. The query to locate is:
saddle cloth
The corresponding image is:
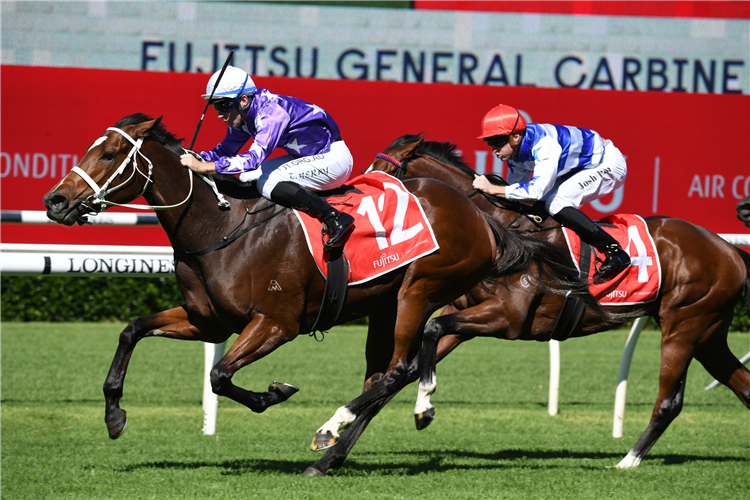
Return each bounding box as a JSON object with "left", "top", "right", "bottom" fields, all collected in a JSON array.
[
  {"left": 562, "top": 214, "right": 661, "bottom": 306},
  {"left": 295, "top": 171, "right": 440, "bottom": 285}
]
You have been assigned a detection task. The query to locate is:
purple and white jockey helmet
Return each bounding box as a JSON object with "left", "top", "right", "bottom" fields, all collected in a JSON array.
[{"left": 201, "top": 66, "right": 256, "bottom": 102}]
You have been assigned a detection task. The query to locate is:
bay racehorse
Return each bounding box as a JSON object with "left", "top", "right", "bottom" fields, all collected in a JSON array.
[
  {"left": 42, "top": 115, "right": 596, "bottom": 476},
  {"left": 363, "top": 134, "right": 750, "bottom": 469},
  {"left": 737, "top": 195, "right": 750, "bottom": 227}
]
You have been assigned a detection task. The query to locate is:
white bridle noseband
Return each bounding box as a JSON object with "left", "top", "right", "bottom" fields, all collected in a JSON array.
[{"left": 71, "top": 126, "right": 228, "bottom": 212}]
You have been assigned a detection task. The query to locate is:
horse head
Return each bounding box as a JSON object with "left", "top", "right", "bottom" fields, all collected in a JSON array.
[
  {"left": 43, "top": 114, "right": 176, "bottom": 225},
  {"left": 366, "top": 134, "right": 425, "bottom": 177},
  {"left": 371, "top": 134, "right": 554, "bottom": 231},
  {"left": 371, "top": 134, "right": 481, "bottom": 188}
]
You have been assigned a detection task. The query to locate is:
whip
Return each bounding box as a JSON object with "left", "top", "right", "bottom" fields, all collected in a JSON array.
[{"left": 188, "top": 49, "right": 235, "bottom": 151}]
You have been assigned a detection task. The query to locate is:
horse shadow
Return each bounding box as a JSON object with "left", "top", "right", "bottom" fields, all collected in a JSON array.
[{"left": 117, "top": 448, "right": 746, "bottom": 477}]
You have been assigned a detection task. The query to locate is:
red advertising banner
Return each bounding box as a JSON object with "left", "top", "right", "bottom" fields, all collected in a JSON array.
[
  {"left": 415, "top": 1, "right": 750, "bottom": 19},
  {"left": 1, "top": 65, "right": 748, "bottom": 246}
]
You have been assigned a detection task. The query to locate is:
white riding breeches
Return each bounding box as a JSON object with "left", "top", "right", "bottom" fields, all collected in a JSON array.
[
  {"left": 545, "top": 141, "right": 627, "bottom": 215},
  {"left": 241, "top": 140, "right": 354, "bottom": 199}
]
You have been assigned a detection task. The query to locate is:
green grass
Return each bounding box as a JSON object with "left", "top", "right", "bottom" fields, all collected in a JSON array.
[{"left": 1, "top": 323, "right": 748, "bottom": 499}]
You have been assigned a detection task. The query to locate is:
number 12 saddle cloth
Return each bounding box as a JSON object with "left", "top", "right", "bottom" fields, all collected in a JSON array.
[{"left": 295, "top": 171, "right": 440, "bottom": 285}]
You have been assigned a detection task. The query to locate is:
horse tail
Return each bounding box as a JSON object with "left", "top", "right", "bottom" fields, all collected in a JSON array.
[
  {"left": 733, "top": 246, "right": 750, "bottom": 310},
  {"left": 481, "top": 215, "right": 623, "bottom": 324}
]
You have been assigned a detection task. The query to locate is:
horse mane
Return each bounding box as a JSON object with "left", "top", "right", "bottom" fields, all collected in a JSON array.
[
  {"left": 115, "top": 113, "right": 185, "bottom": 156},
  {"left": 387, "top": 133, "right": 477, "bottom": 179}
]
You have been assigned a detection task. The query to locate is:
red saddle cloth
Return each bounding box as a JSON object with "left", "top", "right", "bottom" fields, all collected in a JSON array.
[
  {"left": 295, "top": 171, "right": 440, "bottom": 285},
  {"left": 562, "top": 214, "right": 661, "bottom": 305}
]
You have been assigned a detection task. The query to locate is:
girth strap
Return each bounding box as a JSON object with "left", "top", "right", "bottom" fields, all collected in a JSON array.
[
  {"left": 309, "top": 246, "right": 350, "bottom": 339},
  {"left": 548, "top": 291, "right": 585, "bottom": 342}
]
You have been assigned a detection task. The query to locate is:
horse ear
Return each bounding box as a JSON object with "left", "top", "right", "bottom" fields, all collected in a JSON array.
[
  {"left": 401, "top": 138, "right": 423, "bottom": 158},
  {"left": 132, "top": 116, "right": 163, "bottom": 139}
]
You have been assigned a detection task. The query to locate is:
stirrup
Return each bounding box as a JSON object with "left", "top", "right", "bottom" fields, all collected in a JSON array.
[
  {"left": 323, "top": 212, "right": 354, "bottom": 248},
  {"left": 592, "top": 248, "right": 630, "bottom": 284}
]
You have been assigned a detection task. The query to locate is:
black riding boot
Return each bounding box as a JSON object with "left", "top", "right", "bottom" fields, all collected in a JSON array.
[
  {"left": 270, "top": 182, "right": 354, "bottom": 248},
  {"left": 553, "top": 207, "right": 631, "bottom": 283}
]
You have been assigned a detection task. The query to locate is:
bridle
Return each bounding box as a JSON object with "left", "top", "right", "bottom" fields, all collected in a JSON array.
[
  {"left": 70, "top": 126, "right": 228, "bottom": 214},
  {"left": 375, "top": 153, "right": 407, "bottom": 178}
]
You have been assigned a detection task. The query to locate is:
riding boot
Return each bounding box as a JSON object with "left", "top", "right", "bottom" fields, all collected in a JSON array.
[
  {"left": 270, "top": 182, "right": 354, "bottom": 248},
  {"left": 552, "top": 206, "right": 631, "bottom": 284}
]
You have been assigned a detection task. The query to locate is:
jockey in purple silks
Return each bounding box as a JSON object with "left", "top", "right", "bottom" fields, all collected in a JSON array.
[{"left": 180, "top": 66, "right": 354, "bottom": 248}]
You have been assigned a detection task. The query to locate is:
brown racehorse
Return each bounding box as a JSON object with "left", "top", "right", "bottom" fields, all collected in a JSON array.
[
  {"left": 42, "top": 115, "right": 595, "bottom": 476},
  {"left": 737, "top": 195, "right": 750, "bottom": 227},
  {"left": 362, "top": 133, "right": 750, "bottom": 469}
]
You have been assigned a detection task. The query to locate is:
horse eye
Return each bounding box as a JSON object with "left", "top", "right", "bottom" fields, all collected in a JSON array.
[{"left": 101, "top": 151, "right": 116, "bottom": 161}]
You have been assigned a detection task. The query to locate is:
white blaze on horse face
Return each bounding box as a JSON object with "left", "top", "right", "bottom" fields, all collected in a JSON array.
[
  {"left": 88, "top": 136, "right": 108, "bottom": 152},
  {"left": 54, "top": 136, "right": 109, "bottom": 189},
  {"left": 364, "top": 163, "right": 375, "bottom": 174},
  {"left": 414, "top": 377, "right": 436, "bottom": 415},
  {"left": 315, "top": 405, "right": 355, "bottom": 438}
]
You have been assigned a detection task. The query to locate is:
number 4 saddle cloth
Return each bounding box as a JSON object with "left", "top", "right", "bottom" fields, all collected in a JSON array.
[
  {"left": 295, "top": 171, "right": 440, "bottom": 285},
  {"left": 562, "top": 214, "right": 662, "bottom": 306}
]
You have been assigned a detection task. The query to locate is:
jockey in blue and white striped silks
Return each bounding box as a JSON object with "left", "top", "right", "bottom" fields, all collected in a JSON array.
[{"left": 472, "top": 104, "right": 630, "bottom": 283}]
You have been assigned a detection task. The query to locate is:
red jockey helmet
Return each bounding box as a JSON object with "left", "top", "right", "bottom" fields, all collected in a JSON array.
[{"left": 478, "top": 104, "right": 527, "bottom": 140}]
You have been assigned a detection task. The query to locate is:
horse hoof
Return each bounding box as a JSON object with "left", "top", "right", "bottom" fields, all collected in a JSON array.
[
  {"left": 301, "top": 466, "right": 326, "bottom": 477},
  {"left": 106, "top": 409, "right": 128, "bottom": 440},
  {"left": 310, "top": 430, "right": 338, "bottom": 451},
  {"left": 415, "top": 407, "right": 436, "bottom": 431},
  {"left": 268, "top": 381, "right": 299, "bottom": 401}
]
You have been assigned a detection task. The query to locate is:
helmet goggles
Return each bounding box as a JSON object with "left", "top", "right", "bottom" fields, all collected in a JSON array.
[
  {"left": 484, "top": 135, "right": 510, "bottom": 149},
  {"left": 212, "top": 94, "right": 241, "bottom": 113}
]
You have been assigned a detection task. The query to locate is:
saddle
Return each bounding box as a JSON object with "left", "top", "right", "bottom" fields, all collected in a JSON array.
[{"left": 210, "top": 175, "right": 354, "bottom": 335}]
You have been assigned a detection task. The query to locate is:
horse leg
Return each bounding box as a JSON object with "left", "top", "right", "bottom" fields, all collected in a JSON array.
[
  {"left": 616, "top": 338, "right": 693, "bottom": 468},
  {"left": 103, "top": 306, "right": 219, "bottom": 439},
  {"left": 304, "top": 381, "right": 405, "bottom": 476},
  {"left": 308, "top": 293, "right": 437, "bottom": 473},
  {"left": 309, "top": 304, "right": 397, "bottom": 452},
  {"left": 693, "top": 334, "right": 750, "bottom": 407},
  {"left": 304, "top": 326, "right": 470, "bottom": 476},
  {"left": 210, "top": 313, "right": 300, "bottom": 413},
  {"left": 414, "top": 289, "right": 539, "bottom": 430},
  {"left": 414, "top": 303, "right": 502, "bottom": 429}
]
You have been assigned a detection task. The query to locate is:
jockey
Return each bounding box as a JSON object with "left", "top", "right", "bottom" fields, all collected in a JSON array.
[
  {"left": 180, "top": 66, "right": 354, "bottom": 248},
  {"left": 472, "top": 104, "right": 630, "bottom": 283}
]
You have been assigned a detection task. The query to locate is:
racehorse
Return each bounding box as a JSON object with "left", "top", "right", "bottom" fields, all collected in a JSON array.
[
  {"left": 362, "top": 133, "right": 750, "bottom": 469},
  {"left": 737, "top": 195, "right": 750, "bottom": 227},
  {"left": 42, "top": 114, "right": 594, "bottom": 476}
]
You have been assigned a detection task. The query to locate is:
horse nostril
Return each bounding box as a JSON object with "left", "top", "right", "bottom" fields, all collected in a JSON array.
[{"left": 45, "top": 193, "right": 69, "bottom": 212}]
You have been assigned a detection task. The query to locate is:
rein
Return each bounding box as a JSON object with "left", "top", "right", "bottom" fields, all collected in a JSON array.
[
  {"left": 377, "top": 151, "right": 550, "bottom": 229},
  {"left": 174, "top": 203, "right": 287, "bottom": 258}
]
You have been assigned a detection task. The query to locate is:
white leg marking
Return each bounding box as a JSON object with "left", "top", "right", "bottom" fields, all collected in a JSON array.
[
  {"left": 414, "top": 378, "right": 436, "bottom": 415},
  {"left": 316, "top": 406, "right": 355, "bottom": 437},
  {"left": 615, "top": 450, "right": 642, "bottom": 469}
]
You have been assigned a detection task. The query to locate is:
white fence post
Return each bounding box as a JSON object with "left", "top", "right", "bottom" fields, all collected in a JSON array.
[
  {"left": 202, "top": 341, "right": 227, "bottom": 435},
  {"left": 612, "top": 317, "right": 648, "bottom": 438},
  {"left": 548, "top": 340, "right": 560, "bottom": 416}
]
